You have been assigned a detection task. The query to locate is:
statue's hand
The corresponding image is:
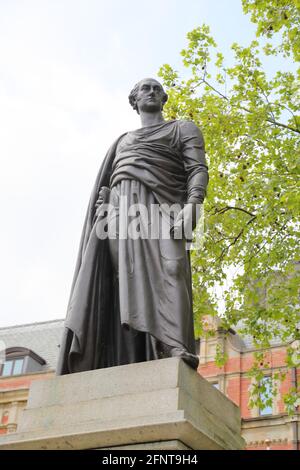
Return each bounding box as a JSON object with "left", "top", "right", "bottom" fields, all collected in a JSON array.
[
  {"left": 95, "top": 186, "right": 111, "bottom": 216},
  {"left": 93, "top": 186, "right": 111, "bottom": 224},
  {"left": 170, "top": 203, "right": 201, "bottom": 240}
]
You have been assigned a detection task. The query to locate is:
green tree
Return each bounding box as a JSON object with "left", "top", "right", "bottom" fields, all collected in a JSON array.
[
  {"left": 158, "top": 0, "right": 300, "bottom": 412},
  {"left": 242, "top": 0, "right": 300, "bottom": 60}
]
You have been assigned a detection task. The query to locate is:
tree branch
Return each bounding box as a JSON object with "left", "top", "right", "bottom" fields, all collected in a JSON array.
[
  {"left": 213, "top": 205, "right": 256, "bottom": 218},
  {"left": 202, "top": 80, "right": 300, "bottom": 135},
  {"left": 214, "top": 215, "right": 257, "bottom": 262}
]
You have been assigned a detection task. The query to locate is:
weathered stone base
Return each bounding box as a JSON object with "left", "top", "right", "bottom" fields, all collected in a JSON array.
[
  {"left": 0, "top": 358, "right": 244, "bottom": 450},
  {"left": 100, "top": 440, "right": 191, "bottom": 450}
]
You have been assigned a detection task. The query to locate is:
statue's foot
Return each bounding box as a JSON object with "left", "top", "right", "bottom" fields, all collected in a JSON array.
[{"left": 170, "top": 347, "right": 199, "bottom": 370}]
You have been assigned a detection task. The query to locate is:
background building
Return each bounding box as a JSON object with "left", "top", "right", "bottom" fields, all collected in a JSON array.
[
  {"left": 0, "top": 319, "right": 299, "bottom": 450},
  {"left": 0, "top": 320, "right": 61, "bottom": 435}
]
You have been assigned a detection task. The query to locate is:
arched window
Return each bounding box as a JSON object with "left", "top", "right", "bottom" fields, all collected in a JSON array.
[{"left": 0, "top": 348, "right": 46, "bottom": 377}]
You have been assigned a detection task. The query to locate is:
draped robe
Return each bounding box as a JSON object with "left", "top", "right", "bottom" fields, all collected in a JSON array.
[{"left": 56, "top": 120, "right": 209, "bottom": 374}]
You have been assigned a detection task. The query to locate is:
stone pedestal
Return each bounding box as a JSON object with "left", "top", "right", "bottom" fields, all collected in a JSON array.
[{"left": 0, "top": 358, "right": 244, "bottom": 450}]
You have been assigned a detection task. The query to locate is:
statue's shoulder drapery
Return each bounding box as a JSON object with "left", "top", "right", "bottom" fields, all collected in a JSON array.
[{"left": 56, "top": 134, "right": 126, "bottom": 374}]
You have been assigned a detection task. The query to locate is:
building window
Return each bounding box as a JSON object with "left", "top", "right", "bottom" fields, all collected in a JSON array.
[
  {"left": 1, "top": 358, "right": 25, "bottom": 376},
  {"left": 259, "top": 376, "right": 273, "bottom": 416},
  {"left": 0, "top": 348, "right": 46, "bottom": 377}
]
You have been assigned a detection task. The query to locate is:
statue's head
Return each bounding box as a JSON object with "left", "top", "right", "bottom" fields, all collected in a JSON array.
[{"left": 128, "top": 78, "right": 168, "bottom": 115}]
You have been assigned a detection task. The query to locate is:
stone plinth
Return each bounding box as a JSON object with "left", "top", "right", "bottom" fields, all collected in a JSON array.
[{"left": 0, "top": 358, "right": 244, "bottom": 450}]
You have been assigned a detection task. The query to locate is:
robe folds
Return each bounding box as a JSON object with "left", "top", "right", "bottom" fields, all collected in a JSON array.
[{"left": 56, "top": 120, "right": 209, "bottom": 375}]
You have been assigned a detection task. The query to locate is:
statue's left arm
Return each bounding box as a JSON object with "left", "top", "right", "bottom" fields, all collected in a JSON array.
[
  {"left": 171, "top": 121, "right": 209, "bottom": 238},
  {"left": 179, "top": 120, "right": 209, "bottom": 204}
]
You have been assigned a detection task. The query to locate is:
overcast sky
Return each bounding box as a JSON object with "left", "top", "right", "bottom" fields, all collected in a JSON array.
[{"left": 0, "top": 0, "right": 263, "bottom": 328}]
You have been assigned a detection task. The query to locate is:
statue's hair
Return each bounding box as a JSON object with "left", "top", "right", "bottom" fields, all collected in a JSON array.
[{"left": 128, "top": 79, "right": 168, "bottom": 114}]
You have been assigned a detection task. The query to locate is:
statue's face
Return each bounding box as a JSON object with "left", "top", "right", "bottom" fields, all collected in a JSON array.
[{"left": 135, "top": 78, "right": 165, "bottom": 114}]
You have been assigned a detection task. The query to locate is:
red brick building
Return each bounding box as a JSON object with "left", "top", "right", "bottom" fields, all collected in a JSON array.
[
  {"left": 0, "top": 319, "right": 299, "bottom": 449},
  {"left": 198, "top": 318, "right": 300, "bottom": 450}
]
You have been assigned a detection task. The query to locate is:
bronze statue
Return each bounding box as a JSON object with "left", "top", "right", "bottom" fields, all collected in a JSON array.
[{"left": 56, "top": 78, "right": 209, "bottom": 374}]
